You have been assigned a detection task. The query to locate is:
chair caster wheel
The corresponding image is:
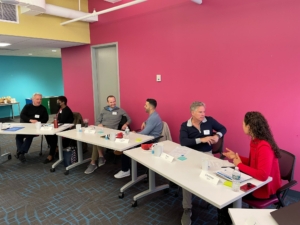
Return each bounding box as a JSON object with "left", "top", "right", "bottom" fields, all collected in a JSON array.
[
  {"left": 8, "top": 154, "right": 12, "bottom": 160},
  {"left": 131, "top": 200, "right": 137, "bottom": 207},
  {"left": 164, "top": 188, "right": 169, "bottom": 194},
  {"left": 64, "top": 170, "right": 69, "bottom": 175},
  {"left": 119, "top": 192, "right": 124, "bottom": 199},
  {"left": 50, "top": 168, "right": 55, "bottom": 172}
]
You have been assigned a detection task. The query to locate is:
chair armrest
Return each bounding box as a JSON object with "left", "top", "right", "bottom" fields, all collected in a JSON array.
[{"left": 276, "top": 180, "right": 297, "bottom": 194}]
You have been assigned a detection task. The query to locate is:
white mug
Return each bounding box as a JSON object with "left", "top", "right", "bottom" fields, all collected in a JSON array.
[
  {"left": 35, "top": 122, "right": 41, "bottom": 129},
  {"left": 76, "top": 124, "right": 81, "bottom": 132},
  {"left": 110, "top": 133, "right": 116, "bottom": 141}
]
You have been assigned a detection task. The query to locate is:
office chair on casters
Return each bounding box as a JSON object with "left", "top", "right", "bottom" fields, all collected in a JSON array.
[{"left": 243, "top": 149, "right": 297, "bottom": 209}]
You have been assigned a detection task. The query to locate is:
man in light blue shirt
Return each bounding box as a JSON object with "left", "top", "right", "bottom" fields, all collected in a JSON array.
[{"left": 114, "top": 99, "right": 163, "bottom": 179}]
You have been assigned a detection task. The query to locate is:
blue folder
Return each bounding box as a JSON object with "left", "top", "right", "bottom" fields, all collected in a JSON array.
[{"left": 5, "top": 127, "right": 24, "bottom": 131}]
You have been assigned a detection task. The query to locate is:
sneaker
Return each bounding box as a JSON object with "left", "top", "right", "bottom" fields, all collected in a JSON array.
[
  {"left": 114, "top": 170, "right": 130, "bottom": 179},
  {"left": 84, "top": 164, "right": 97, "bottom": 174},
  {"left": 19, "top": 154, "right": 26, "bottom": 163},
  {"left": 98, "top": 157, "right": 106, "bottom": 167},
  {"left": 181, "top": 208, "right": 192, "bottom": 225}
]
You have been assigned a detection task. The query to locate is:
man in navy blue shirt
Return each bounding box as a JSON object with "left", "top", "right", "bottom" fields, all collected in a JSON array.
[{"left": 180, "top": 101, "right": 226, "bottom": 225}]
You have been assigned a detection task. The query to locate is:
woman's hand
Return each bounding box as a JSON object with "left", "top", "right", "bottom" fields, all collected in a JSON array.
[
  {"left": 233, "top": 153, "right": 242, "bottom": 166},
  {"left": 223, "top": 148, "right": 236, "bottom": 159}
]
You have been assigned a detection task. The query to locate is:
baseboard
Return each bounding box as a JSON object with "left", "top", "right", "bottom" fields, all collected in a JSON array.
[{"left": 288, "top": 189, "right": 300, "bottom": 198}]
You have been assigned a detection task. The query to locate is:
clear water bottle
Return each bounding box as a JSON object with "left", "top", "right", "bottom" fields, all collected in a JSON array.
[
  {"left": 232, "top": 167, "right": 241, "bottom": 192},
  {"left": 124, "top": 127, "right": 130, "bottom": 139}
]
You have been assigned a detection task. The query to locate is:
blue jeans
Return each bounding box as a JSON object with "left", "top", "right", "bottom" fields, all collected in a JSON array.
[{"left": 16, "top": 135, "right": 34, "bottom": 154}]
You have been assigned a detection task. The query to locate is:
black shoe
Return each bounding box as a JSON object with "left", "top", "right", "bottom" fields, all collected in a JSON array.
[
  {"left": 14, "top": 151, "right": 21, "bottom": 159},
  {"left": 43, "top": 157, "right": 53, "bottom": 164},
  {"left": 19, "top": 154, "right": 26, "bottom": 163}
]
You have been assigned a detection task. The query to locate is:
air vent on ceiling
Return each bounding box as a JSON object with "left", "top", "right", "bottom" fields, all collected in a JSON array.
[{"left": 0, "top": 2, "right": 18, "bottom": 23}]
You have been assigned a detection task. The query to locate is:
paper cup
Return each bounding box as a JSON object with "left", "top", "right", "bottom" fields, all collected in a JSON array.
[
  {"left": 35, "top": 122, "right": 41, "bottom": 129},
  {"left": 201, "top": 158, "right": 209, "bottom": 171},
  {"left": 76, "top": 124, "right": 81, "bottom": 132},
  {"left": 110, "top": 133, "right": 116, "bottom": 141}
]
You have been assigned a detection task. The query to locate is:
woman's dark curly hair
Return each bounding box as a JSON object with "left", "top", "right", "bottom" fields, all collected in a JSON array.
[{"left": 244, "top": 111, "right": 281, "bottom": 158}]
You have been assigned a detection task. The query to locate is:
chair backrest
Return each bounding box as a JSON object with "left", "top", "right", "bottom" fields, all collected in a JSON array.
[
  {"left": 118, "top": 115, "right": 129, "bottom": 130},
  {"left": 278, "top": 149, "right": 296, "bottom": 182},
  {"left": 212, "top": 135, "right": 224, "bottom": 159},
  {"left": 158, "top": 121, "right": 172, "bottom": 142},
  {"left": 73, "top": 112, "right": 84, "bottom": 126}
]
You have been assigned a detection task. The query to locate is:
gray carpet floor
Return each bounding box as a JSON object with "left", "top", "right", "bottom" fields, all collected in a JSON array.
[{"left": 0, "top": 117, "right": 299, "bottom": 225}]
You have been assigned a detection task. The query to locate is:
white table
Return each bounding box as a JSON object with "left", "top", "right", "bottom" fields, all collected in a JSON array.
[
  {"left": 55, "top": 127, "right": 154, "bottom": 174},
  {"left": 0, "top": 102, "right": 21, "bottom": 119},
  {"left": 229, "top": 209, "right": 278, "bottom": 225},
  {"left": 0, "top": 123, "right": 73, "bottom": 162},
  {"left": 124, "top": 140, "right": 272, "bottom": 208}
]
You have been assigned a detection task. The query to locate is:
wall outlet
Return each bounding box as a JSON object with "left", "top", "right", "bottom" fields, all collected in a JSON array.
[{"left": 156, "top": 74, "right": 161, "bottom": 82}]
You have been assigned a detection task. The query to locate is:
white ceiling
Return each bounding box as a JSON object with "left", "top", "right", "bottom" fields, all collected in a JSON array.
[{"left": 0, "top": 34, "right": 87, "bottom": 58}]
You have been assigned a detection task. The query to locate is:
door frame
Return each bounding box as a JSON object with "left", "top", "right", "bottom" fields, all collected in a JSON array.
[{"left": 91, "top": 42, "right": 120, "bottom": 123}]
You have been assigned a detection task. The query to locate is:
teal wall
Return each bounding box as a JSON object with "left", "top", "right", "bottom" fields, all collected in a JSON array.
[{"left": 0, "top": 56, "right": 64, "bottom": 118}]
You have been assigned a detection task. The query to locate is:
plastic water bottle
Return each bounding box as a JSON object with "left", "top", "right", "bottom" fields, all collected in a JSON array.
[
  {"left": 232, "top": 167, "right": 241, "bottom": 192},
  {"left": 124, "top": 127, "right": 130, "bottom": 139}
]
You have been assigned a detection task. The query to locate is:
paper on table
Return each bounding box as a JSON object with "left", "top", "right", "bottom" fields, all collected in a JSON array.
[
  {"left": 168, "top": 146, "right": 191, "bottom": 158},
  {"left": 115, "top": 138, "right": 129, "bottom": 143},
  {"left": 209, "top": 159, "right": 233, "bottom": 168}
]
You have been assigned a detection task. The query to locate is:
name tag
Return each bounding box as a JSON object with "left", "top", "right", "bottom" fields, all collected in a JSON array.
[
  {"left": 203, "top": 130, "right": 210, "bottom": 135},
  {"left": 84, "top": 129, "right": 96, "bottom": 134},
  {"left": 199, "top": 171, "right": 219, "bottom": 185},
  {"left": 59, "top": 110, "right": 62, "bottom": 113},
  {"left": 112, "top": 112, "right": 117, "bottom": 115},
  {"left": 35, "top": 115, "right": 40, "bottom": 118},
  {"left": 115, "top": 138, "right": 129, "bottom": 143},
  {"left": 160, "top": 153, "right": 174, "bottom": 162},
  {"left": 41, "top": 127, "right": 53, "bottom": 131}
]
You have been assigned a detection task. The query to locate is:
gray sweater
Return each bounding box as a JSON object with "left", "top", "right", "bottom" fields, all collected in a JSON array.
[{"left": 96, "top": 106, "right": 131, "bottom": 130}]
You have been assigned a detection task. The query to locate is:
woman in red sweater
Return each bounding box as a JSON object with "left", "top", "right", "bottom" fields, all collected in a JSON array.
[{"left": 219, "top": 111, "right": 281, "bottom": 225}]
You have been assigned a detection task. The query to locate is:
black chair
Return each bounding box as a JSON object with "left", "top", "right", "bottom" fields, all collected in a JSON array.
[
  {"left": 243, "top": 149, "right": 297, "bottom": 209},
  {"left": 212, "top": 133, "right": 225, "bottom": 159}
]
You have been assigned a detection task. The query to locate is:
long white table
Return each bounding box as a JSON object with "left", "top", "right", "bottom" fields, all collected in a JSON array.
[
  {"left": 55, "top": 127, "right": 154, "bottom": 174},
  {"left": 0, "top": 123, "right": 73, "bottom": 162},
  {"left": 229, "top": 209, "right": 278, "bottom": 225},
  {"left": 0, "top": 102, "right": 21, "bottom": 119},
  {"left": 124, "top": 140, "right": 272, "bottom": 208}
]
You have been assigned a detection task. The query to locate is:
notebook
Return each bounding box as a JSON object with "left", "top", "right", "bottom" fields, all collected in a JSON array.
[
  {"left": 5, "top": 127, "right": 24, "bottom": 132},
  {"left": 270, "top": 201, "right": 300, "bottom": 225},
  {"left": 215, "top": 167, "right": 252, "bottom": 183}
]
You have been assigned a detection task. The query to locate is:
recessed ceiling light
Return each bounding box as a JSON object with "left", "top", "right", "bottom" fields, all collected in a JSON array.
[
  {"left": 52, "top": 49, "right": 57, "bottom": 52},
  {"left": 28, "top": 53, "right": 32, "bottom": 55},
  {"left": 0, "top": 43, "right": 11, "bottom": 47}
]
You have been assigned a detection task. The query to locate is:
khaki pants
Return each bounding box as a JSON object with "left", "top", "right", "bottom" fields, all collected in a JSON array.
[
  {"left": 182, "top": 150, "right": 213, "bottom": 209},
  {"left": 92, "top": 145, "right": 104, "bottom": 161}
]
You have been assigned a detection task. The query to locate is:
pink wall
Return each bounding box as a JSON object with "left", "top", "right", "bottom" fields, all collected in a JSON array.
[{"left": 62, "top": 0, "right": 300, "bottom": 191}]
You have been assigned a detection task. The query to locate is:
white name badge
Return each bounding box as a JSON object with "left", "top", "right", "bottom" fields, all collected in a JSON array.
[
  {"left": 59, "top": 110, "right": 62, "bottom": 113},
  {"left": 160, "top": 152, "right": 174, "bottom": 162},
  {"left": 115, "top": 138, "right": 129, "bottom": 143},
  {"left": 84, "top": 129, "right": 96, "bottom": 134},
  {"left": 112, "top": 112, "right": 117, "bottom": 115},
  {"left": 35, "top": 115, "right": 40, "bottom": 118},
  {"left": 199, "top": 171, "right": 219, "bottom": 185},
  {"left": 41, "top": 127, "right": 53, "bottom": 131},
  {"left": 203, "top": 130, "right": 210, "bottom": 135}
]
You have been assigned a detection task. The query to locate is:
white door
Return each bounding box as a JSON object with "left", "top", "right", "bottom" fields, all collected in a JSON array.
[{"left": 91, "top": 43, "right": 120, "bottom": 122}]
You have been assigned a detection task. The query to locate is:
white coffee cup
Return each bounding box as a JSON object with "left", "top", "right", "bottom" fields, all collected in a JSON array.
[
  {"left": 76, "top": 124, "right": 81, "bottom": 132},
  {"left": 201, "top": 157, "right": 209, "bottom": 171},
  {"left": 35, "top": 122, "right": 41, "bottom": 129},
  {"left": 154, "top": 144, "right": 163, "bottom": 157},
  {"left": 0, "top": 122, "right": 2, "bottom": 130},
  {"left": 110, "top": 133, "right": 116, "bottom": 141}
]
